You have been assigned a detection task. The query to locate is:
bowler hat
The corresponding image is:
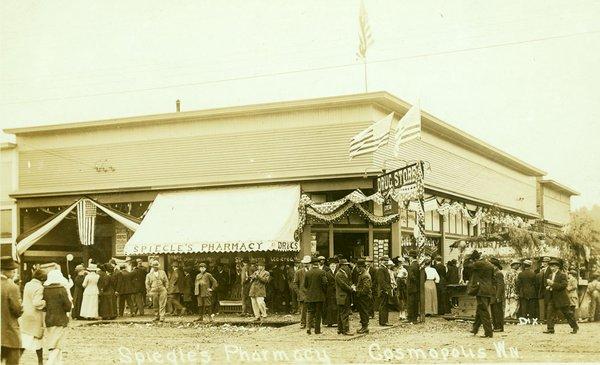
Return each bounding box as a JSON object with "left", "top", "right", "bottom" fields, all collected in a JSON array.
[
  {"left": 329, "top": 256, "right": 339, "bottom": 264},
  {"left": 357, "top": 259, "right": 366, "bottom": 267},
  {"left": 408, "top": 250, "right": 417, "bottom": 258},
  {"left": 0, "top": 257, "right": 18, "bottom": 270}
]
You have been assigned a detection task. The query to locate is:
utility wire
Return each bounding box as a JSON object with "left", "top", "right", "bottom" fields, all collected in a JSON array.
[{"left": 1, "top": 28, "right": 598, "bottom": 106}]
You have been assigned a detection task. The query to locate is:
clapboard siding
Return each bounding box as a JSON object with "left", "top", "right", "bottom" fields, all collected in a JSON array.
[
  {"left": 542, "top": 188, "right": 571, "bottom": 225},
  {"left": 18, "top": 119, "right": 376, "bottom": 193}
]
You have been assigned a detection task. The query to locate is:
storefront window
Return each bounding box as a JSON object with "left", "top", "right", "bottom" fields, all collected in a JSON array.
[
  {"left": 1, "top": 209, "right": 12, "bottom": 238},
  {"left": 315, "top": 231, "right": 329, "bottom": 257}
]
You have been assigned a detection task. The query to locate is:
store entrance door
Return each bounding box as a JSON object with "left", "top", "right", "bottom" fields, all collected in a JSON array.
[{"left": 333, "top": 232, "right": 368, "bottom": 260}]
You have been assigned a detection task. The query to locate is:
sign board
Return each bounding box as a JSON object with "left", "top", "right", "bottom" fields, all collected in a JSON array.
[
  {"left": 114, "top": 224, "right": 129, "bottom": 257},
  {"left": 376, "top": 162, "right": 423, "bottom": 196}
]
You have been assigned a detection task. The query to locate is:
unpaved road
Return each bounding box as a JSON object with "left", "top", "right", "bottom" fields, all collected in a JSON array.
[{"left": 20, "top": 314, "right": 600, "bottom": 364}]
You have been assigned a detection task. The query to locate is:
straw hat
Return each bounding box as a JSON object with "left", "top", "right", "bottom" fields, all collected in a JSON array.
[
  {"left": 87, "top": 263, "right": 100, "bottom": 271},
  {"left": 44, "top": 269, "right": 66, "bottom": 286},
  {"left": 301, "top": 255, "right": 312, "bottom": 264}
]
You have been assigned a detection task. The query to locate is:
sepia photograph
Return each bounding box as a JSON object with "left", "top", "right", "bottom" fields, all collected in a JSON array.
[{"left": 1, "top": 1, "right": 599, "bottom": 364}]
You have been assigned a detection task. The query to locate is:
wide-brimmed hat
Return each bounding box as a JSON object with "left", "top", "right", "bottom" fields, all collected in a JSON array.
[
  {"left": 87, "top": 263, "right": 100, "bottom": 271},
  {"left": 44, "top": 269, "right": 67, "bottom": 286},
  {"left": 549, "top": 259, "right": 560, "bottom": 266},
  {"left": 338, "top": 258, "right": 350, "bottom": 265},
  {"left": 301, "top": 255, "right": 312, "bottom": 264},
  {"left": 0, "top": 256, "right": 18, "bottom": 270}
]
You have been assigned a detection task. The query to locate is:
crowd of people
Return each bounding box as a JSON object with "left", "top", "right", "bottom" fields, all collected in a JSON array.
[{"left": 2, "top": 251, "right": 600, "bottom": 364}]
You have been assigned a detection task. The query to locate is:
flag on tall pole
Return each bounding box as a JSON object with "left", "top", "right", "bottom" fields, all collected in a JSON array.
[
  {"left": 394, "top": 103, "right": 421, "bottom": 157},
  {"left": 77, "top": 199, "right": 97, "bottom": 246},
  {"left": 349, "top": 112, "right": 394, "bottom": 159},
  {"left": 357, "top": 0, "right": 373, "bottom": 92}
]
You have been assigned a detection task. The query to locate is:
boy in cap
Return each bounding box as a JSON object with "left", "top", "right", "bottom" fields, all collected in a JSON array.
[{"left": 194, "top": 263, "right": 218, "bottom": 322}]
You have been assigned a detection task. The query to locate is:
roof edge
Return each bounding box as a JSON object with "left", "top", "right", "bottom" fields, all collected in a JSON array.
[{"left": 540, "top": 180, "right": 580, "bottom": 196}]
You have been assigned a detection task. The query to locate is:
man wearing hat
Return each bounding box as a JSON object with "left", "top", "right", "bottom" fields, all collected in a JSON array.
[
  {"left": 489, "top": 258, "right": 505, "bottom": 332},
  {"left": 335, "top": 259, "right": 356, "bottom": 335},
  {"left": 355, "top": 258, "right": 372, "bottom": 333},
  {"left": 544, "top": 259, "right": 578, "bottom": 334},
  {"left": 536, "top": 256, "right": 552, "bottom": 322},
  {"left": 303, "top": 257, "right": 327, "bottom": 334},
  {"left": 433, "top": 255, "right": 447, "bottom": 315},
  {"left": 323, "top": 257, "right": 338, "bottom": 327},
  {"left": 71, "top": 264, "right": 87, "bottom": 319},
  {"left": 194, "top": 263, "right": 218, "bottom": 322},
  {"left": 406, "top": 250, "right": 421, "bottom": 324},
  {"left": 516, "top": 259, "right": 538, "bottom": 320},
  {"left": 467, "top": 251, "right": 496, "bottom": 338},
  {"left": 293, "top": 255, "right": 311, "bottom": 328},
  {"left": 376, "top": 258, "right": 394, "bottom": 326},
  {"left": 249, "top": 259, "right": 270, "bottom": 321},
  {"left": 145, "top": 260, "right": 168, "bottom": 322},
  {"left": 317, "top": 256, "right": 326, "bottom": 271},
  {"left": 1, "top": 257, "right": 23, "bottom": 365},
  {"left": 504, "top": 260, "right": 521, "bottom": 319},
  {"left": 131, "top": 259, "right": 148, "bottom": 316}
]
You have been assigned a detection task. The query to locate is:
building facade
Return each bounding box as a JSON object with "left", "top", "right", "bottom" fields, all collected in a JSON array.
[
  {"left": 3, "top": 92, "right": 578, "bottom": 267},
  {"left": 1, "top": 142, "right": 18, "bottom": 257}
]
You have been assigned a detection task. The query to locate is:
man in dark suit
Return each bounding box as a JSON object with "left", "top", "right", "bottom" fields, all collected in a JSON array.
[
  {"left": 304, "top": 257, "right": 328, "bottom": 335},
  {"left": 132, "top": 259, "right": 147, "bottom": 315},
  {"left": 367, "top": 258, "right": 377, "bottom": 318},
  {"left": 294, "top": 256, "right": 310, "bottom": 328},
  {"left": 516, "top": 260, "right": 538, "bottom": 320},
  {"left": 376, "top": 258, "right": 393, "bottom": 326},
  {"left": 536, "top": 256, "right": 551, "bottom": 321},
  {"left": 323, "top": 258, "right": 338, "bottom": 327},
  {"left": 335, "top": 259, "right": 356, "bottom": 335},
  {"left": 490, "top": 258, "right": 505, "bottom": 332},
  {"left": 1, "top": 257, "right": 23, "bottom": 365},
  {"left": 355, "top": 259, "right": 372, "bottom": 333},
  {"left": 433, "top": 255, "right": 447, "bottom": 315},
  {"left": 543, "top": 259, "right": 579, "bottom": 334},
  {"left": 406, "top": 250, "right": 420, "bottom": 323},
  {"left": 468, "top": 251, "right": 496, "bottom": 338}
]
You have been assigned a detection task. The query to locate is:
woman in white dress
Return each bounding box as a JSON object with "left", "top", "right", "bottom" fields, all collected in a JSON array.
[
  {"left": 79, "top": 263, "right": 100, "bottom": 319},
  {"left": 424, "top": 259, "right": 440, "bottom": 315}
]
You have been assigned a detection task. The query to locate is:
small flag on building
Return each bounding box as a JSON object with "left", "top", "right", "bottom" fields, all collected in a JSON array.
[
  {"left": 349, "top": 112, "right": 394, "bottom": 159},
  {"left": 356, "top": 0, "right": 373, "bottom": 61},
  {"left": 77, "top": 199, "right": 97, "bottom": 246},
  {"left": 394, "top": 103, "right": 421, "bottom": 157}
]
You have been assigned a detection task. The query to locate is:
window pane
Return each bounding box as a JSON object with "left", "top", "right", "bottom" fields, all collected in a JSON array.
[{"left": 1, "top": 210, "right": 11, "bottom": 238}]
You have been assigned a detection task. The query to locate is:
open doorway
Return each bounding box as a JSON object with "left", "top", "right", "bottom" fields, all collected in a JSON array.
[{"left": 333, "top": 232, "right": 368, "bottom": 259}]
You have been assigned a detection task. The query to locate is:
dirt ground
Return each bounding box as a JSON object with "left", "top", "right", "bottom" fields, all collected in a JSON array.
[{"left": 20, "top": 313, "right": 600, "bottom": 364}]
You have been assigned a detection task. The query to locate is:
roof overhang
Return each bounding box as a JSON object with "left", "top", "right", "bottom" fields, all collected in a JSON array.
[
  {"left": 3, "top": 91, "right": 546, "bottom": 176},
  {"left": 540, "top": 180, "right": 580, "bottom": 196}
]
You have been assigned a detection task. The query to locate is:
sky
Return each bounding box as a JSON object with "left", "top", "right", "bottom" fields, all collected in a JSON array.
[{"left": 1, "top": 0, "right": 599, "bottom": 208}]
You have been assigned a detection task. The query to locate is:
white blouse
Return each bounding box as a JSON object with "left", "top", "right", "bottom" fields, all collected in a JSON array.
[{"left": 424, "top": 267, "right": 440, "bottom": 283}]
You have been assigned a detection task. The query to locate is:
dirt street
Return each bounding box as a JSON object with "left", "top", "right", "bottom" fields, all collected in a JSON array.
[{"left": 20, "top": 314, "right": 600, "bottom": 364}]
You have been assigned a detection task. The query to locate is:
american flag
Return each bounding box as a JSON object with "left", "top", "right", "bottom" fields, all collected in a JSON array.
[
  {"left": 77, "top": 199, "right": 97, "bottom": 246},
  {"left": 349, "top": 112, "right": 394, "bottom": 159},
  {"left": 394, "top": 103, "right": 421, "bottom": 157},
  {"left": 356, "top": 0, "right": 373, "bottom": 61}
]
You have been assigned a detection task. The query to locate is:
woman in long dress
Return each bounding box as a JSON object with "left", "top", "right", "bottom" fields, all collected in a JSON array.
[
  {"left": 80, "top": 264, "right": 100, "bottom": 319},
  {"left": 19, "top": 269, "right": 47, "bottom": 365},
  {"left": 43, "top": 269, "right": 72, "bottom": 365},
  {"left": 98, "top": 263, "right": 117, "bottom": 319},
  {"left": 424, "top": 259, "right": 440, "bottom": 315}
]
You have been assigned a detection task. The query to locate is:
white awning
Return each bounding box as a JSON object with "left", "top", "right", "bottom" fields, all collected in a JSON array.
[{"left": 124, "top": 184, "right": 301, "bottom": 255}]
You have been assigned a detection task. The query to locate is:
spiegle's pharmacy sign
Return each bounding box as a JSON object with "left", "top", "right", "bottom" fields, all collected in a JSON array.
[
  {"left": 124, "top": 241, "right": 300, "bottom": 255},
  {"left": 376, "top": 162, "right": 423, "bottom": 195}
]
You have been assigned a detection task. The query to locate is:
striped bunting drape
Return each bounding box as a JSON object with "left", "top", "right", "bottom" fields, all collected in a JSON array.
[{"left": 77, "top": 199, "right": 97, "bottom": 246}]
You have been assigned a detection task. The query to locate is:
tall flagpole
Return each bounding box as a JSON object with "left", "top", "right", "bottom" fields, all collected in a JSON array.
[{"left": 357, "top": 0, "right": 372, "bottom": 93}]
